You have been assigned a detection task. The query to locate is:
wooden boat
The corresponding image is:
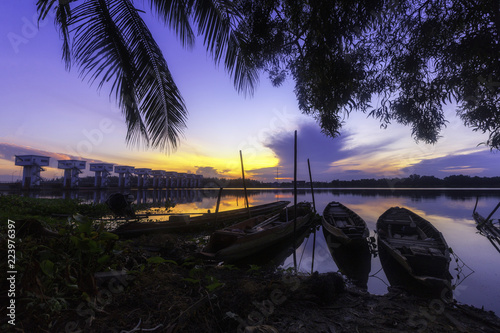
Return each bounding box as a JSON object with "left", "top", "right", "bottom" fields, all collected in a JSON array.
[
  {"left": 199, "top": 202, "right": 313, "bottom": 262},
  {"left": 112, "top": 200, "right": 290, "bottom": 237},
  {"left": 230, "top": 223, "right": 315, "bottom": 267},
  {"left": 321, "top": 202, "right": 369, "bottom": 244},
  {"left": 376, "top": 207, "right": 452, "bottom": 292},
  {"left": 322, "top": 227, "right": 371, "bottom": 289},
  {"left": 473, "top": 200, "right": 500, "bottom": 253}
]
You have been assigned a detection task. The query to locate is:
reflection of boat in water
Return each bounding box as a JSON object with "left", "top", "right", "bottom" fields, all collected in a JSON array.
[
  {"left": 322, "top": 227, "right": 371, "bottom": 289},
  {"left": 200, "top": 203, "right": 313, "bottom": 262},
  {"left": 113, "top": 200, "right": 290, "bottom": 237},
  {"left": 377, "top": 207, "right": 452, "bottom": 295},
  {"left": 230, "top": 222, "right": 315, "bottom": 267},
  {"left": 473, "top": 199, "right": 500, "bottom": 253},
  {"left": 322, "top": 202, "right": 369, "bottom": 245}
]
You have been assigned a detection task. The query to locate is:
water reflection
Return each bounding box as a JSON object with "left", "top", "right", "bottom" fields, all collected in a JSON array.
[
  {"left": 322, "top": 228, "right": 372, "bottom": 289},
  {"left": 276, "top": 189, "right": 500, "bottom": 315},
  {"left": 3, "top": 188, "right": 500, "bottom": 314}
]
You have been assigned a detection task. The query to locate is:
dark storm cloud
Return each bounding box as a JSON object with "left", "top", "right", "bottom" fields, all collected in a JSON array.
[
  {"left": 261, "top": 122, "right": 399, "bottom": 181},
  {"left": 262, "top": 123, "right": 499, "bottom": 182},
  {"left": 401, "top": 150, "right": 499, "bottom": 177},
  {"left": 261, "top": 123, "right": 354, "bottom": 181}
]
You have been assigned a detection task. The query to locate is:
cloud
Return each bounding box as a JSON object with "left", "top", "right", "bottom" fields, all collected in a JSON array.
[
  {"left": 262, "top": 122, "right": 402, "bottom": 181},
  {"left": 195, "top": 166, "right": 225, "bottom": 178},
  {"left": 401, "top": 150, "right": 499, "bottom": 177},
  {"left": 261, "top": 121, "right": 500, "bottom": 182},
  {"left": 0, "top": 142, "right": 109, "bottom": 165},
  {"left": 0, "top": 142, "right": 113, "bottom": 178},
  {"left": 262, "top": 122, "right": 355, "bottom": 181}
]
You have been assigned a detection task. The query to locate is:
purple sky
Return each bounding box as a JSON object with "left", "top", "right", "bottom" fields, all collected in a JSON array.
[{"left": 1, "top": 2, "right": 498, "bottom": 183}]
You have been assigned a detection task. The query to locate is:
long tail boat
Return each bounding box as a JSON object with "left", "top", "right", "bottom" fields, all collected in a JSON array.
[
  {"left": 199, "top": 202, "right": 313, "bottom": 262},
  {"left": 473, "top": 199, "right": 500, "bottom": 253},
  {"left": 322, "top": 227, "right": 371, "bottom": 289},
  {"left": 112, "top": 200, "right": 290, "bottom": 237},
  {"left": 377, "top": 207, "right": 452, "bottom": 293},
  {"left": 321, "top": 202, "right": 369, "bottom": 245}
]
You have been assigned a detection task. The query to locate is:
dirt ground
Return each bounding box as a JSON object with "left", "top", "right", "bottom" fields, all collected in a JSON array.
[
  {"left": 44, "top": 233, "right": 500, "bottom": 333},
  {"left": 8, "top": 232, "right": 500, "bottom": 333}
]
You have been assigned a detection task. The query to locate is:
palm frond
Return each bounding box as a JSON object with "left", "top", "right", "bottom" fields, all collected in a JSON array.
[
  {"left": 70, "top": 0, "right": 150, "bottom": 148},
  {"left": 149, "top": 0, "right": 195, "bottom": 48},
  {"left": 37, "top": 0, "right": 72, "bottom": 68},
  {"left": 36, "top": 0, "right": 57, "bottom": 21},
  {"left": 191, "top": 0, "right": 258, "bottom": 95},
  {"left": 112, "top": 0, "right": 187, "bottom": 151},
  {"left": 56, "top": 2, "right": 72, "bottom": 69}
]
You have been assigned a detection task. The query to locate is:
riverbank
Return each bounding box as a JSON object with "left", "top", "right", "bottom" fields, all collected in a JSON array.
[
  {"left": 1, "top": 195, "right": 500, "bottom": 332},
  {"left": 4, "top": 229, "right": 500, "bottom": 332}
]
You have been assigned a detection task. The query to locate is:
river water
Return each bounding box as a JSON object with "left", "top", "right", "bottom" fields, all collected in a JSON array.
[{"left": 8, "top": 188, "right": 500, "bottom": 314}]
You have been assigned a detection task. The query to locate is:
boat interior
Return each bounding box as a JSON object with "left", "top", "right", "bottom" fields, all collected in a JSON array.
[{"left": 384, "top": 219, "right": 446, "bottom": 258}]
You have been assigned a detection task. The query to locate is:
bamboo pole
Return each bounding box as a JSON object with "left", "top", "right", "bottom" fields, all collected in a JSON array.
[
  {"left": 240, "top": 150, "right": 251, "bottom": 218},
  {"left": 307, "top": 158, "right": 316, "bottom": 274},
  {"left": 311, "top": 226, "right": 317, "bottom": 275},
  {"left": 293, "top": 130, "right": 298, "bottom": 273},
  {"left": 473, "top": 196, "right": 479, "bottom": 214},
  {"left": 214, "top": 187, "right": 223, "bottom": 224},
  {"left": 482, "top": 201, "right": 500, "bottom": 227},
  {"left": 307, "top": 158, "right": 316, "bottom": 213}
]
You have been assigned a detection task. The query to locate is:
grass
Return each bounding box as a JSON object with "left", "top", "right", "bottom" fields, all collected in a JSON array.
[{"left": 0, "top": 194, "right": 110, "bottom": 224}]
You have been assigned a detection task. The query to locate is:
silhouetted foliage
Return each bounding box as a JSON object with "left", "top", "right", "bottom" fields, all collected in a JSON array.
[
  {"left": 38, "top": 0, "right": 257, "bottom": 152},
  {"left": 234, "top": 0, "right": 500, "bottom": 148},
  {"left": 41, "top": 1, "right": 500, "bottom": 150},
  {"left": 205, "top": 174, "right": 500, "bottom": 188}
]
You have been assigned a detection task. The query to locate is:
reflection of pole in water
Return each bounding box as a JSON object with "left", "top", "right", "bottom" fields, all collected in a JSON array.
[
  {"left": 240, "top": 150, "right": 250, "bottom": 218},
  {"left": 293, "top": 130, "right": 297, "bottom": 273},
  {"left": 307, "top": 159, "right": 316, "bottom": 213},
  {"left": 311, "top": 226, "right": 317, "bottom": 274}
]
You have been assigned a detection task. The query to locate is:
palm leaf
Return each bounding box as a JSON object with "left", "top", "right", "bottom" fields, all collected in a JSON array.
[
  {"left": 36, "top": 0, "right": 57, "bottom": 21},
  {"left": 112, "top": 0, "right": 187, "bottom": 151},
  {"left": 37, "top": 0, "right": 72, "bottom": 68},
  {"left": 70, "top": 0, "right": 150, "bottom": 148},
  {"left": 191, "top": 0, "right": 258, "bottom": 95},
  {"left": 69, "top": 0, "right": 187, "bottom": 151},
  {"left": 149, "top": 0, "right": 195, "bottom": 48}
]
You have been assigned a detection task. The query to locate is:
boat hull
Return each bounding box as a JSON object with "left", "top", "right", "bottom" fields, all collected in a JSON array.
[
  {"left": 201, "top": 203, "right": 313, "bottom": 262},
  {"left": 113, "top": 201, "right": 290, "bottom": 237},
  {"left": 322, "top": 202, "right": 369, "bottom": 245},
  {"left": 323, "top": 227, "right": 371, "bottom": 289},
  {"left": 377, "top": 207, "right": 452, "bottom": 294}
]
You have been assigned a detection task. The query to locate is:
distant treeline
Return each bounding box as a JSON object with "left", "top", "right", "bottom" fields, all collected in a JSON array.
[
  {"left": 327, "top": 175, "right": 500, "bottom": 188},
  {"left": 204, "top": 174, "right": 500, "bottom": 189}
]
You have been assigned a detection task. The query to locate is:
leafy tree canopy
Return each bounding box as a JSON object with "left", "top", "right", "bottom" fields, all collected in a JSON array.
[
  {"left": 233, "top": 0, "right": 500, "bottom": 148},
  {"left": 38, "top": 0, "right": 500, "bottom": 151},
  {"left": 37, "top": 0, "right": 258, "bottom": 152}
]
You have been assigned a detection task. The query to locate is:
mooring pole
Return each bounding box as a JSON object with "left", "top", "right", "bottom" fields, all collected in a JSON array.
[
  {"left": 473, "top": 196, "right": 479, "bottom": 214},
  {"left": 293, "top": 130, "right": 298, "bottom": 273},
  {"left": 311, "top": 227, "right": 317, "bottom": 274},
  {"left": 307, "top": 158, "right": 316, "bottom": 213},
  {"left": 214, "top": 187, "right": 223, "bottom": 224},
  {"left": 240, "top": 150, "right": 251, "bottom": 218},
  {"left": 482, "top": 201, "right": 500, "bottom": 227}
]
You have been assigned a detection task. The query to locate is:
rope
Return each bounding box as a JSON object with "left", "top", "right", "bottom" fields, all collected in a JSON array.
[{"left": 449, "top": 248, "right": 475, "bottom": 289}]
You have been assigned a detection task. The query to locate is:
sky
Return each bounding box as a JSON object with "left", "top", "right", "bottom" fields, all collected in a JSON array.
[{"left": 0, "top": 2, "right": 498, "bottom": 183}]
